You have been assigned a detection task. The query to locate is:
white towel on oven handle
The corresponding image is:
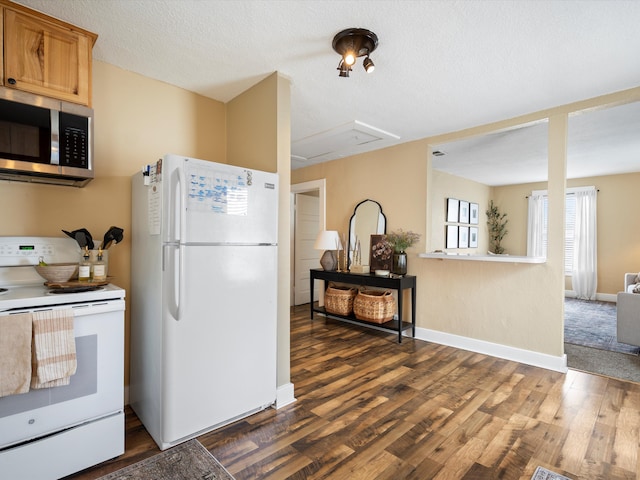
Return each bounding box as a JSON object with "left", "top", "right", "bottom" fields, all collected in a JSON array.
[
  {"left": 31, "top": 309, "right": 77, "bottom": 389},
  {"left": 0, "top": 313, "right": 32, "bottom": 397}
]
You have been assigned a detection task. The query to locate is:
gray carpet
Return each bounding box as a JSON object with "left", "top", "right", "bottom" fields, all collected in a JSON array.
[
  {"left": 96, "top": 439, "right": 235, "bottom": 480},
  {"left": 565, "top": 343, "right": 640, "bottom": 383},
  {"left": 564, "top": 298, "right": 640, "bottom": 355}
]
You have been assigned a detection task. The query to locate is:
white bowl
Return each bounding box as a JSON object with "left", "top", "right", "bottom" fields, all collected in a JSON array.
[
  {"left": 34, "top": 263, "right": 78, "bottom": 283},
  {"left": 374, "top": 269, "right": 390, "bottom": 276}
]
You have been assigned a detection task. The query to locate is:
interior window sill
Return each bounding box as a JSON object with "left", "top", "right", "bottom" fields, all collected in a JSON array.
[{"left": 418, "top": 252, "right": 546, "bottom": 264}]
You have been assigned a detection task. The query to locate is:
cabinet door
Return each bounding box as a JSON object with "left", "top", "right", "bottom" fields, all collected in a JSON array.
[{"left": 4, "top": 9, "right": 93, "bottom": 105}]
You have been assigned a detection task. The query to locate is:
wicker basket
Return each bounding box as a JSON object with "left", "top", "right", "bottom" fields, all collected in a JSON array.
[
  {"left": 324, "top": 283, "right": 357, "bottom": 316},
  {"left": 353, "top": 289, "right": 397, "bottom": 324}
]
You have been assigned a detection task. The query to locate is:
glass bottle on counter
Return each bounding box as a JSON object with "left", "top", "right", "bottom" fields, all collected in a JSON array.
[
  {"left": 92, "top": 249, "right": 107, "bottom": 282},
  {"left": 78, "top": 247, "right": 91, "bottom": 282}
]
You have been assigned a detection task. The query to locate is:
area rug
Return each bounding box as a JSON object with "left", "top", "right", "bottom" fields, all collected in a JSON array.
[
  {"left": 531, "top": 466, "right": 572, "bottom": 479},
  {"left": 96, "top": 439, "right": 235, "bottom": 480},
  {"left": 564, "top": 298, "right": 640, "bottom": 355},
  {"left": 565, "top": 343, "right": 640, "bottom": 384}
]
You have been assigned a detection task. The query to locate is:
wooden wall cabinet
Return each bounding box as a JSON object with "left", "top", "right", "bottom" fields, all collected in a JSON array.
[{"left": 1, "top": 1, "right": 97, "bottom": 106}]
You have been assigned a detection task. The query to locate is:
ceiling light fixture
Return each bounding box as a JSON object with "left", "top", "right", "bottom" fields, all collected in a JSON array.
[{"left": 332, "top": 28, "right": 378, "bottom": 78}]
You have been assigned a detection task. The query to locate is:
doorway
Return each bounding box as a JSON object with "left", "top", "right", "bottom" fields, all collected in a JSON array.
[{"left": 290, "top": 180, "right": 326, "bottom": 306}]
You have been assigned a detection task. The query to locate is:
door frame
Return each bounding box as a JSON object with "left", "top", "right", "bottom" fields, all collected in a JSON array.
[{"left": 290, "top": 179, "right": 326, "bottom": 305}]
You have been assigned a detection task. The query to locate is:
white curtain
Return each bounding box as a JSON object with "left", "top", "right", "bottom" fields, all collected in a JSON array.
[
  {"left": 572, "top": 187, "right": 597, "bottom": 300},
  {"left": 527, "top": 191, "right": 546, "bottom": 258}
]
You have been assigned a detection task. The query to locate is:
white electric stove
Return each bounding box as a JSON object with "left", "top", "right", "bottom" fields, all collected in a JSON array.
[{"left": 0, "top": 236, "right": 126, "bottom": 480}]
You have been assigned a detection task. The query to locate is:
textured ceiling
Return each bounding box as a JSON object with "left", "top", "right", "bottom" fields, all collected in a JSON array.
[{"left": 14, "top": 0, "right": 640, "bottom": 182}]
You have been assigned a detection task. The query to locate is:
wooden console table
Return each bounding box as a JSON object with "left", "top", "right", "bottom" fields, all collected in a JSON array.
[{"left": 309, "top": 269, "right": 416, "bottom": 343}]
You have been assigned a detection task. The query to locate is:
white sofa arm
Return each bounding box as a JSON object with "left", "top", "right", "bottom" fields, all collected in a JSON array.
[
  {"left": 625, "top": 273, "right": 637, "bottom": 290},
  {"left": 618, "top": 292, "right": 640, "bottom": 347}
]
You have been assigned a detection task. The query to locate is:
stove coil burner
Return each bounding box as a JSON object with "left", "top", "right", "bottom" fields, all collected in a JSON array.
[{"left": 48, "top": 286, "right": 104, "bottom": 295}]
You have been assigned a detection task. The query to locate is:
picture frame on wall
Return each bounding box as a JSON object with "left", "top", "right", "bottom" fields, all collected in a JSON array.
[
  {"left": 470, "top": 203, "right": 479, "bottom": 225},
  {"left": 446, "top": 225, "right": 458, "bottom": 249},
  {"left": 459, "top": 226, "right": 469, "bottom": 248},
  {"left": 470, "top": 227, "right": 478, "bottom": 248},
  {"left": 459, "top": 201, "right": 470, "bottom": 224},
  {"left": 447, "top": 198, "right": 459, "bottom": 223}
]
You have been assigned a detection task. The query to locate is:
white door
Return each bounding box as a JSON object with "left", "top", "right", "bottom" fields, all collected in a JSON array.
[{"left": 294, "top": 193, "right": 319, "bottom": 305}]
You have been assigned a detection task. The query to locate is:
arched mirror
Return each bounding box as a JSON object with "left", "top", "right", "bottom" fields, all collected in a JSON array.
[{"left": 348, "top": 199, "right": 386, "bottom": 269}]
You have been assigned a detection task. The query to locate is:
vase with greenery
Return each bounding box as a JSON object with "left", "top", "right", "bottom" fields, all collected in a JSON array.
[
  {"left": 486, "top": 200, "right": 508, "bottom": 254},
  {"left": 385, "top": 229, "right": 421, "bottom": 275}
]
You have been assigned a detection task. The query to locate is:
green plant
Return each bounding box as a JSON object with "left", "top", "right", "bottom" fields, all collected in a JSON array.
[
  {"left": 486, "top": 200, "right": 508, "bottom": 254},
  {"left": 385, "top": 229, "right": 421, "bottom": 253}
]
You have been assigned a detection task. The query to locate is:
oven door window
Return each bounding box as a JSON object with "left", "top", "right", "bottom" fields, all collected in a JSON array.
[{"left": 0, "top": 335, "right": 97, "bottom": 419}]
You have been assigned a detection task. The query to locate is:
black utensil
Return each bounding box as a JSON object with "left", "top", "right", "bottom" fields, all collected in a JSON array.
[
  {"left": 62, "top": 228, "right": 94, "bottom": 249},
  {"left": 102, "top": 226, "right": 124, "bottom": 249},
  {"left": 75, "top": 232, "right": 87, "bottom": 248}
]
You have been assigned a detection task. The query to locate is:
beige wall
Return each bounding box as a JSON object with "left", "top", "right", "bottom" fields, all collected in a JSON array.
[
  {"left": 227, "top": 72, "right": 293, "bottom": 390},
  {"left": 227, "top": 73, "right": 277, "bottom": 173},
  {"left": 292, "top": 140, "right": 429, "bottom": 252},
  {"left": 293, "top": 86, "right": 640, "bottom": 359}
]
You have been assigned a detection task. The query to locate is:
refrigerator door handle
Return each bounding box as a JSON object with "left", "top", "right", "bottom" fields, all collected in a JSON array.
[
  {"left": 176, "top": 165, "right": 187, "bottom": 244},
  {"left": 165, "top": 243, "right": 184, "bottom": 321},
  {"left": 168, "top": 164, "right": 186, "bottom": 244},
  {"left": 162, "top": 243, "right": 182, "bottom": 320},
  {"left": 176, "top": 243, "right": 185, "bottom": 321}
]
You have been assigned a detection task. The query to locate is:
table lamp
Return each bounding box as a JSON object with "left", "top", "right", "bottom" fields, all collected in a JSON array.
[{"left": 314, "top": 230, "right": 342, "bottom": 271}]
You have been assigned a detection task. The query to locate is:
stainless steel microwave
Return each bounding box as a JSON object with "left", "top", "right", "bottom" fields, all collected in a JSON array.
[{"left": 0, "top": 87, "right": 94, "bottom": 187}]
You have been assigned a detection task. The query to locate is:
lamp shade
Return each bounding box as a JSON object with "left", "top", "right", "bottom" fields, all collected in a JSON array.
[{"left": 314, "top": 230, "right": 342, "bottom": 251}]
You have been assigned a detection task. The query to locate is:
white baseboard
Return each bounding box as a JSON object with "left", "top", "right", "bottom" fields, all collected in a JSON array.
[
  {"left": 565, "top": 290, "right": 617, "bottom": 303},
  {"left": 413, "top": 327, "right": 568, "bottom": 373},
  {"left": 275, "top": 382, "right": 296, "bottom": 409}
]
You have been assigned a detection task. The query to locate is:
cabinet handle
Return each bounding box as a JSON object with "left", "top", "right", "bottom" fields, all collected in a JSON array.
[{"left": 7, "top": 78, "right": 17, "bottom": 85}]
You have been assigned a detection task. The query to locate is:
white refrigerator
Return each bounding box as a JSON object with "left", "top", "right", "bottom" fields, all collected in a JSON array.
[{"left": 130, "top": 154, "right": 278, "bottom": 450}]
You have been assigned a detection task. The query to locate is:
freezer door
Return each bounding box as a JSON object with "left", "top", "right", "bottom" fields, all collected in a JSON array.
[
  {"left": 163, "top": 155, "right": 278, "bottom": 245},
  {"left": 161, "top": 244, "right": 277, "bottom": 445}
]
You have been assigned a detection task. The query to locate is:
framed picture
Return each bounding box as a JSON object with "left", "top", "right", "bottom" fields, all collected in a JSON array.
[
  {"left": 470, "top": 203, "right": 479, "bottom": 225},
  {"left": 459, "top": 200, "right": 470, "bottom": 224},
  {"left": 459, "top": 226, "right": 469, "bottom": 248},
  {"left": 446, "top": 198, "right": 459, "bottom": 223},
  {"left": 470, "top": 227, "right": 478, "bottom": 248},
  {"left": 446, "top": 225, "right": 458, "bottom": 249},
  {"left": 369, "top": 234, "right": 392, "bottom": 271}
]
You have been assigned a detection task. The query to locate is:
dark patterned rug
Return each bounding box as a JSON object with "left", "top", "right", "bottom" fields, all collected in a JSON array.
[
  {"left": 96, "top": 439, "right": 235, "bottom": 480},
  {"left": 564, "top": 298, "right": 640, "bottom": 355},
  {"left": 531, "top": 466, "right": 572, "bottom": 479}
]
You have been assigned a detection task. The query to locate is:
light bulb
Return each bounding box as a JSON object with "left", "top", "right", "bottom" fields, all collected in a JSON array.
[
  {"left": 363, "top": 56, "right": 375, "bottom": 73},
  {"left": 344, "top": 53, "right": 356, "bottom": 66}
]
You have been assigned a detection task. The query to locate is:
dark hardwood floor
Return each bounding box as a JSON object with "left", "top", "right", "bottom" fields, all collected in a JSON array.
[{"left": 66, "top": 305, "right": 640, "bottom": 479}]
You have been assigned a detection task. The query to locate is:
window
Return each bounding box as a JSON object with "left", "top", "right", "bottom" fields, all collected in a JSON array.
[
  {"left": 564, "top": 195, "right": 576, "bottom": 274},
  {"left": 528, "top": 190, "right": 579, "bottom": 275}
]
